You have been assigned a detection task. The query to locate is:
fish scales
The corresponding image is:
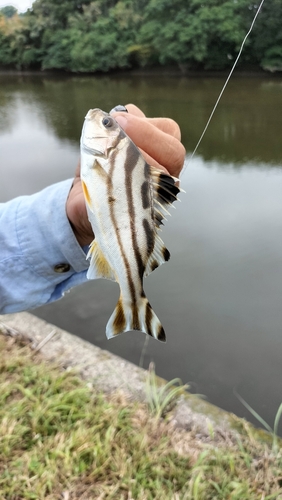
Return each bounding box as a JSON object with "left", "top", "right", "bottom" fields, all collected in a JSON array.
[{"left": 80, "top": 108, "right": 180, "bottom": 342}]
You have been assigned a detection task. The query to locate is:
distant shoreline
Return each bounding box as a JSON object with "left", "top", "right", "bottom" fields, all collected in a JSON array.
[{"left": 0, "top": 65, "right": 279, "bottom": 79}]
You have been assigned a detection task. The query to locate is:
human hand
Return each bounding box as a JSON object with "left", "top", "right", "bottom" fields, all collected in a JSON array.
[{"left": 66, "top": 104, "right": 186, "bottom": 246}]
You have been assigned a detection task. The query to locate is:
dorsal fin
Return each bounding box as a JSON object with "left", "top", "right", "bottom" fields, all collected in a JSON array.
[
  {"left": 149, "top": 166, "right": 181, "bottom": 228},
  {"left": 144, "top": 234, "right": 170, "bottom": 277}
]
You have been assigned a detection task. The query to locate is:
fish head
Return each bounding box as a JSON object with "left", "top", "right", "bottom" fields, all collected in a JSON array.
[{"left": 81, "top": 108, "right": 124, "bottom": 158}]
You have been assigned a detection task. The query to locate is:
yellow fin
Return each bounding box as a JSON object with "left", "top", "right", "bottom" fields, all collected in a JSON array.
[
  {"left": 82, "top": 180, "right": 92, "bottom": 208},
  {"left": 86, "top": 240, "right": 116, "bottom": 281}
]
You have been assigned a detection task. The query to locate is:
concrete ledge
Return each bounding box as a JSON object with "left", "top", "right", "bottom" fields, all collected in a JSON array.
[{"left": 0, "top": 312, "right": 252, "bottom": 442}]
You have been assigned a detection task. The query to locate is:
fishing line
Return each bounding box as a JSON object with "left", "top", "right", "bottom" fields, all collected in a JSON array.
[
  {"left": 184, "top": 0, "right": 266, "bottom": 171},
  {"left": 139, "top": 335, "right": 149, "bottom": 368},
  {"left": 138, "top": 0, "right": 266, "bottom": 365}
]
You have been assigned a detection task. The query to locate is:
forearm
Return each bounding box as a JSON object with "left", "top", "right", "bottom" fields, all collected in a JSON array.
[{"left": 0, "top": 180, "right": 89, "bottom": 313}]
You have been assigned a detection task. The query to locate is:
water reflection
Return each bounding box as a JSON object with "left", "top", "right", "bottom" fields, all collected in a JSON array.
[
  {"left": 1, "top": 74, "right": 282, "bottom": 165},
  {"left": 0, "top": 73, "right": 282, "bottom": 432}
]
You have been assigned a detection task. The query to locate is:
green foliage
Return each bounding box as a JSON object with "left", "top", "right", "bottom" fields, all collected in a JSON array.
[
  {"left": 249, "top": 0, "right": 282, "bottom": 71},
  {"left": 145, "top": 362, "right": 188, "bottom": 419},
  {"left": 261, "top": 46, "right": 282, "bottom": 72},
  {"left": 0, "top": 30, "right": 12, "bottom": 66},
  {"left": 236, "top": 391, "right": 282, "bottom": 452},
  {"left": 0, "top": 0, "right": 281, "bottom": 73},
  {"left": 138, "top": 0, "right": 255, "bottom": 70},
  {"left": 0, "top": 6, "right": 17, "bottom": 18}
]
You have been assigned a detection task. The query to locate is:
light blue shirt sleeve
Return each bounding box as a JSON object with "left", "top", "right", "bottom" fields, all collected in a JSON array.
[{"left": 0, "top": 179, "right": 90, "bottom": 314}]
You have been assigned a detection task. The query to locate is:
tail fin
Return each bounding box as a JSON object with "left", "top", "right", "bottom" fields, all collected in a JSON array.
[{"left": 106, "top": 296, "right": 166, "bottom": 343}]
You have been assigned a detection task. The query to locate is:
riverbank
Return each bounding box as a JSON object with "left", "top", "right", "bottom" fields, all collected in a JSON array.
[
  {"left": 0, "top": 64, "right": 275, "bottom": 78},
  {"left": 0, "top": 312, "right": 243, "bottom": 433},
  {"left": 0, "top": 312, "right": 281, "bottom": 498}
]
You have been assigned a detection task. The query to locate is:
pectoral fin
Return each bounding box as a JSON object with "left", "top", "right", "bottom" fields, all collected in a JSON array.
[{"left": 82, "top": 180, "right": 92, "bottom": 209}]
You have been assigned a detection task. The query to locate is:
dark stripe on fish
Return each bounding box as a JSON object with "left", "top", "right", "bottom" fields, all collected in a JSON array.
[
  {"left": 145, "top": 162, "right": 155, "bottom": 221},
  {"left": 141, "top": 180, "right": 150, "bottom": 209},
  {"left": 145, "top": 302, "right": 154, "bottom": 338},
  {"left": 132, "top": 305, "right": 140, "bottom": 331},
  {"left": 107, "top": 148, "right": 137, "bottom": 305},
  {"left": 124, "top": 143, "right": 146, "bottom": 282},
  {"left": 113, "top": 299, "right": 126, "bottom": 334},
  {"left": 142, "top": 218, "right": 155, "bottom": 256},
  {"left": 144, "top": 163, "right": 150, "bottom": 179}
]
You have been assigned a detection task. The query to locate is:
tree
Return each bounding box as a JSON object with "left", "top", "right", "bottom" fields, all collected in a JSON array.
[
  {"left": 0, "top": 6, "right": 17, "bottom": 18},
  {"left": 0, "top": 0, "right": 281, "bottom": 73},
  {"left": 0, "top": 11, "right": 24, "bottom": 68},
  {"left": 250, "top": 0, "right": 282, "bottom": 71},
  {"left": 137, "top": 0, "right": 254, "bottom": 70}
]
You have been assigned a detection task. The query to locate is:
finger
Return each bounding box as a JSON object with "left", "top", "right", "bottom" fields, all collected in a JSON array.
[
  {"left": 138, "top": 148, "right": 170, "bottom": 175},
  {"left": 124, "top": 103, "right": 146, "bottom": 117},
  {"left": 114, "top": 113, "right": 185, "bottom": 177},
  {"left": 74, "top": 161, "right": 81, "bottom": 179},
  {"left": 115, "top": 108, "right": 181, "bottom": 140},
  {"left": 146, "top": 117, "right": 181, "bottom": 140}
]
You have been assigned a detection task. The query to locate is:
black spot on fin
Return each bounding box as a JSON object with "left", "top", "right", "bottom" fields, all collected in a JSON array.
[
  {"left": 149, "top": 166, "right": 180, "bottom": 229},
  {"left": 150, "top": 260, "right": 159, "bottom": 272},
  {"left": 157, "top": 325, "right": 166, "bottom": 342},
  {"left": 158, "top": 173, "right": 180, "bottom": 204},
  {"left": 163, "top": 247, "right": 170, "bottom": 262}
]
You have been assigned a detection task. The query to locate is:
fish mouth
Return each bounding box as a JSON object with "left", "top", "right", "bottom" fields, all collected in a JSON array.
[{"left": 85, "top": 108, "right": 102, "bottom": 120}]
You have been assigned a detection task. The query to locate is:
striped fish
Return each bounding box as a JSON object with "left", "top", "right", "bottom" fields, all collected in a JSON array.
[{"left": 80, "top": 108, "right": 181, "bottom": 342}]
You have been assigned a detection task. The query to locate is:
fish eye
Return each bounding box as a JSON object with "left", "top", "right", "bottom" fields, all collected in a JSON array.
[{"left": 102, "top": 116, "right": 114, "bottom": 128}]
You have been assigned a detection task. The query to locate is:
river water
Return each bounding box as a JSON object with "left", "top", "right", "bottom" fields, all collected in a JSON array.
[{"left": 1, "top": 72, "right": 282, "bottom": 430}]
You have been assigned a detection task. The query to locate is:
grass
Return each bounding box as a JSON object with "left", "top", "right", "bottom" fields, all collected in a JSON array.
[
  {"left": 235, "top": 390, "right": 282, "bottom": 453},
  {"left": 0, "top": 333, "right": 282, "bottom": 499},
  {"left": 145, "top": 361, "right": 188, "bottom": 420}
]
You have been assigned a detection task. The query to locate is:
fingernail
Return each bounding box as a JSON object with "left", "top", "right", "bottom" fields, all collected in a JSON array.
[{"left": 115, "top": 114, "right": 128, "bottom": 131}]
